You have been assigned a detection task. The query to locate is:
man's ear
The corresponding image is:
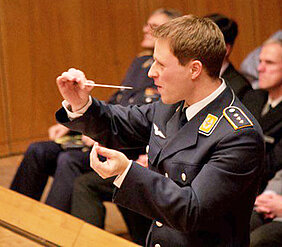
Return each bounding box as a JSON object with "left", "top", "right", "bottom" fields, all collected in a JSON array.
[
  {"left": 225, "top": 44, "right": 233, "bottom": 58},
  {"left": 189, "top": 60, "right": 202, "bottom": 80}
]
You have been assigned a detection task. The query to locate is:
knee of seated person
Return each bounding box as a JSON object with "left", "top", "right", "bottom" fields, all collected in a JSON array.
[
  {"left": 26, "top": 141, "right": 51, "bottom": 156},
  {"left": 250, "top": 230, "right": 272, "bottom": 247},
  {"left": 73, "top": 175, "right": 88, "bottom": 192},
  {"left": 250, "top": 237, "right": 268, "bottom": 247},
  {"left": 56, "top": 151, "right": 77, "bottom": 166},
  {"left": 73, "top": 173, "right": 101, "bottom": 191}
]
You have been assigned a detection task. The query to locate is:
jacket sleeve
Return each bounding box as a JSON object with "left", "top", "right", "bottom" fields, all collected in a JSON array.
[{"left": 56, "top": 97, "right": 155, "bottom": 150}]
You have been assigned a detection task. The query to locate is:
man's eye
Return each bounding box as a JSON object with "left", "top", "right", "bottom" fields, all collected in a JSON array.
[{"left": 150, "top": 24, "right": 158, "bottom": 28}]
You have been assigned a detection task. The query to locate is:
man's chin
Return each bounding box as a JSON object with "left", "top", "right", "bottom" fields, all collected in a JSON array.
[{"left": 160, "top": 97, "right": 177, "bottom": 105}]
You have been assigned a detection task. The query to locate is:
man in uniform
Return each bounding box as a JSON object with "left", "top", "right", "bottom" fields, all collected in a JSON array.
[
  {"left": 68, "top": 8, "right": 181, "bottom": 245},
  {"left": 10, "top": 8, "right": 181, "bottom": 245},
  {"left": 56, "top": 15, "right": 264, "bottom": 246}
]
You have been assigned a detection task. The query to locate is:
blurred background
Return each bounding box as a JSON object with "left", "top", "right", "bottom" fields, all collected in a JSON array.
[{"left": 0, "top": 0, "right": 280, "bottom": 157}]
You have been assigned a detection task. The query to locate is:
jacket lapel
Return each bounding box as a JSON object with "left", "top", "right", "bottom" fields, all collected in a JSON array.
[
  {"left": 260, "top": 101, "right": 282, "bottom": 134},
  {"left": 148, "top": 102, "right": 179, "bottom": 165},
  {"left": 157, "top": 86, "right": 235, "bottom": 163}
]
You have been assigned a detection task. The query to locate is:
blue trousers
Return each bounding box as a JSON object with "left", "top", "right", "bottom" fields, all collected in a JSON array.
[{"left": 10, "top": 141, "right": 92, "bottom": 212}]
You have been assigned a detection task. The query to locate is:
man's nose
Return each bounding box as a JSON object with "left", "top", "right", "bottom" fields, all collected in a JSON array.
[
  {"left": 143, "top": 23, "right": 150, "bottom": 33},
  {"left": 257, "top": 62, "right": 264, "bottom": 73},
  {"left": 148, "top": 62, "right": 157, "bottom": 78}
]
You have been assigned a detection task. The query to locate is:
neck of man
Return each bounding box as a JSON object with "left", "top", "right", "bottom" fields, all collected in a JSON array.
[
  {"left": 268, "top": 84, "right": 282, "bottom": 101},
  {"left": 185, "top": 76, "right": 222, "bottom": 106}
]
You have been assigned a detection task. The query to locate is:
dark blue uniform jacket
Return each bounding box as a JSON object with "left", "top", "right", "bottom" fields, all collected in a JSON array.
[{"left": 56, "top": 85, "right": 264, "bottom": 247}]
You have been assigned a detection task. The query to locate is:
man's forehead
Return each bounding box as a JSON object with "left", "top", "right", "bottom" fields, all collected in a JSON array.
[
  {"left": 153, "top": 39, "right": 171, "bottom": 56},
  {"left": 148, "top": 13, "right": 169, "bottom": 25},
  {"left": 261, "top": 43, "right": 282, "bottom": 61}
]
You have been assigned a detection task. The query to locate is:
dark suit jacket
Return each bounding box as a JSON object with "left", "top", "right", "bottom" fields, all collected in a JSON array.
[
  {"left": 222, "top": 63, "right": 252, "bottom": 101},
  {"left": 56, "top": 86, "right": 264, "bottom": 247},
  {"left": 243, "top": 89, "right": 282, "bottom": 191}
]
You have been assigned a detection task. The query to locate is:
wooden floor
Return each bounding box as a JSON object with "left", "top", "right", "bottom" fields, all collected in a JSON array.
[{"left": 0, "top": 154, "right": 130, "bottom": 246}]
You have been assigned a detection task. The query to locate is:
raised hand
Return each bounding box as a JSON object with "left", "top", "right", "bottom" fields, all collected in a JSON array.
[
  {"left": 56, "top": 68, "right": 94, "bottom": 112},
  {"left": 90, "top": 143, "right": 130, "bottom": 179}
]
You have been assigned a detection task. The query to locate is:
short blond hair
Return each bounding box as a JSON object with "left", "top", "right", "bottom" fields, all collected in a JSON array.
[{"left": 153, "top": 15, "right": 226, "bottom": 78}]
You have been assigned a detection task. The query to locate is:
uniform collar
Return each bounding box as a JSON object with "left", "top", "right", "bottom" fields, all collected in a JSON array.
[{"left": 185, "top": 79, "right": 227, "bottom": 121}]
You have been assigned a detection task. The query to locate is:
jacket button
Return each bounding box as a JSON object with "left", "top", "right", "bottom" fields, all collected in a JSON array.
[
  {"left": 145, "top": 97, "right": 152, "bottom": 103},
  {"left": 146, "top": 145, "right": 149, "bottom": 153},
  {"left": 129, "top": 97, "right": 134, "bottom": 103},
  {"left": 155, "top": 244, "right": 161, "bottom": 247},
  {"left": 165, "top": 172, "right": 169, "bottom": 178},
  {"left": 181, "top": 172, "right": 186, "bottom": 181},
  {"left": 156, "top": 221, "right": 163, "bottom": 227}
]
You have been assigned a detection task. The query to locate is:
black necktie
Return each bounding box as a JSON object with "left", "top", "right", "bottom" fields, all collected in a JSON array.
[
  {"left": 179, "top": 108, "right": 188, "bottom": 128},
  {"left": 262, "top": 103, "right": 274, "bottom": 116}
]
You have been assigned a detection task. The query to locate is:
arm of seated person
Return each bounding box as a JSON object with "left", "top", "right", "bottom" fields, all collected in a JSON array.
[{"left": 48, "top": 124, "right": 70, "bottom": 141}]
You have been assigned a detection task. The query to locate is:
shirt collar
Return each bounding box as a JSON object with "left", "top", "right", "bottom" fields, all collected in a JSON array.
[
  {"left": 185, "top": 78, "right": 227, "bottom": 121},
  {"left": 268, "top": 95, "right": 282, "bottom": 108}
]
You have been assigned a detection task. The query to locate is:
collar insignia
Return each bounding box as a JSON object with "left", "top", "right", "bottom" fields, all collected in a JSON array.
[
  {"left": 153, "top": 123, "right": 166, "bottom": 139},
  {"left": 223, "top": 106, "right": 253, "bottom": 130},
  {"left": 199, "top": 114, "right": 218, "bottom": 136}
]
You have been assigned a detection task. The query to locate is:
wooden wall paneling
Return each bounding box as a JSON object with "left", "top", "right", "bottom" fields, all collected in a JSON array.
[
  {"left": 0, "top": 4, "right": 9, "bottom": 156},
  {"left": 102, "top": 0, "right": 142, "bottom": 91},
  {"left": 0, "top": 1, "right": 93, "bottom": 153},
  {"left": 144, "top": 0, "right": 187, "bottom": 14},
  {"left": 253, "top": 0, "right": 282, "bottom": 47},
  {"left": 79, "top": 0, "right": 123, "bottom": 101},
  {"left": 77, "top": 0, "right": 144, "bottom": 101},
  {"left": 0, "top": 67, "right": 9, "bottom": 156},
  {"left": 0, "top": 0, "right": 37, "bottom": 154}
]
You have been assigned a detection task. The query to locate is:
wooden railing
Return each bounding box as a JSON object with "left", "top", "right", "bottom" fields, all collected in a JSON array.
[{"left": 0, "top": 186, "right": 139, "bottom": 246}]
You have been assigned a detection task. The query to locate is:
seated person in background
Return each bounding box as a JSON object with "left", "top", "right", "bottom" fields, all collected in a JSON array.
[
  {"left": 206, "top": 13, "right": 252, "bottom": 101},
  {"left": 10, "top": 123, "right": 94, "bottom": 202},
  {"left": 240, "top": 30, "right": 282, "bottom": 89},
  {"left": 70, "top": 8, "right": 182, "bottom": 245},
  {"left": 243, "top": 38, "right": 282, "bottom": 192},
  {"left": 56, "top": 15, "right": 264, "bottom": 247},
  {"left": 10, "top": 8, "right": 181, "bottom": 246},
  {"left": 250, "top": 169, "right": 282, "bottom": 247}
]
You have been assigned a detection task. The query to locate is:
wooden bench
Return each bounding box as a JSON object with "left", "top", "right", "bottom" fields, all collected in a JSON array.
[{"left": 0, "top": 186, "right": 138, "bottom": 246}]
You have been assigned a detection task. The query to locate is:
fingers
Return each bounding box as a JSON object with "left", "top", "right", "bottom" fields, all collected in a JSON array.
[
  {"left": 56, "top": 68, "right": 87, "bottom": 89},
  {"left": 90, "top": 143, "right": 112, "bottom": 179},
  {"left": 95, "top": 146, "right": 117, "bottom": 159},
  {"left": 255, "top": 205, "right": 271, "bottom": 214},
  {"left": 89, "top": 143, "right": 130, "bottom": 179},
  {"left": 90, "top": 142, "right": 103, "bottom": 170}
]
